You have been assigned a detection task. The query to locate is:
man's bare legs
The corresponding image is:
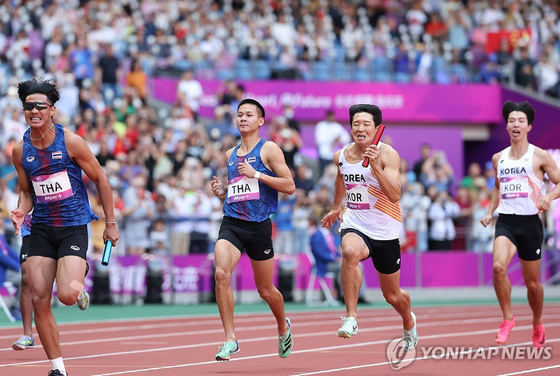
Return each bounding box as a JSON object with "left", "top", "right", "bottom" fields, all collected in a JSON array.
[
  {"left": 340, "top": 233, "right": 369, "bottom": 320},
  {"left": 251, "top": 258, "right": 289, "bottom": 336},
  {"left": 20, "top": 261, "right": 33, "bottom": 337},
  {"left": 520, "top": 259, "right": 543, "bottom": 326},
  {"left": 27, "top": 257, "right": 59, "bottom": 359},
  {"left": 214, "top": 239, "right": 242, "bottom": 343},
  {"left": 378, "top": 270, "right": 414, "bottom": 330},
  {"left": 492, "top": 237, "right": 517, "bottom": 321}
]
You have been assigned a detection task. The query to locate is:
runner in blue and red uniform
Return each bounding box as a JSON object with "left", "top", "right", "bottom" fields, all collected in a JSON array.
[
  {"left": 11, "top": 78, "right": 119, "bottom": 376},
  {"left": 210, "top": 99, "right": 295, "bottom": 361}
]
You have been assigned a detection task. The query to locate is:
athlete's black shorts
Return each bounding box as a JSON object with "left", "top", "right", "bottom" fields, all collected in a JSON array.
[
  {"left": 217, "top": 216, "right": 274, "bottom": 261},
  {"left": 341, "top": 228, "right": 401, "bottom": 274},
  {"left": 495, "top": 214, "right": 543, "bottom": 261},
  {"left": 19, "top": 235, "right": 29, "bottom": 264},
  {"left": 28, "top": 224, "right": 89, "bottom": 261}
]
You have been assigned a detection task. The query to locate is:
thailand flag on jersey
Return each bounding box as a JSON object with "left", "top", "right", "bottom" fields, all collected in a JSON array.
[{"left": 52, "top": 151, "right": 62, "bottom": 159}]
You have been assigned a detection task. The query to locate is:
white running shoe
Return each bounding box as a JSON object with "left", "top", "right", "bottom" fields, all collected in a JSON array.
[
  {"left": 337, "top": 316, "right": 358, "bottom": 338},
  {"left": 403, "top": 312, "right": 418, "bottom": 352}
]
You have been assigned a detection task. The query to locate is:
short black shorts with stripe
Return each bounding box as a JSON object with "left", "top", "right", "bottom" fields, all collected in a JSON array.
[
  {"left": 217, "top": 216, "right": 274, "bottom": 261},
  {"left": 495, "top": 214, "right": 543, "bottom": 261},
  {"left": 19, "top": 235, "right": 29, "bottom": 264},
  {"left": 28, "top": 224, "right": 89, "bottom": 261},
  {"left": 341, "top": 228, "right": 401, "bottom": 274}
]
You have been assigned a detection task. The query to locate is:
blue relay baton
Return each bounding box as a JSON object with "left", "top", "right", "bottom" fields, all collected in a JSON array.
[{"left": 102, "top": 240, "right": 113, "bottom": 266}]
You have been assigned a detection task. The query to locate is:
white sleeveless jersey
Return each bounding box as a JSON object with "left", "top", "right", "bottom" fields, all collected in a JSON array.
[
  {"left": 338, "top": 143, "right": 402, "bottom": 240},
  {"left": 497, "top": 144, "right": 545, "bottom": 215}
]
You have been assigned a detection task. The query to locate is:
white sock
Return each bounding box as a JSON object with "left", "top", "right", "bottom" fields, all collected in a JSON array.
[{"left": 50, "top": 357, "right": 66, "bottom": 374}]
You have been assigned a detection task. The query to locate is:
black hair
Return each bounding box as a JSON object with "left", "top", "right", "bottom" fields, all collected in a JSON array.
[
  {"left": 349, "top": 104, "right": 382, "bottom": 127},
  {"left": 17, "top": 78, "right": 60, "bottom": 105},
  {"left": 502, "top": 100, "right": 535, "bottom": 124},
  {"left": 238, "top": 98, "right": 265, "bottom": 118}
]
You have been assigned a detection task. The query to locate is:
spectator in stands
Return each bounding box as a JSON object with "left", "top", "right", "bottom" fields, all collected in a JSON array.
[
  {"left": 126, "top": 59, "right": 149, "bottom": 104},
  {"left": 95, "top": 139, "right": 115, "bottom": 168},
  {"left": 533, "top": 51, "right": 560, "bottom": 98},
  {"left": 412, "top": 143, "right": 431, "bottom": 182},
  {"left": 270, "top": 116, "right": 302, "bottom": 172},
  {"left": 400, "top": 158, "right": 415, "bottom": 194},
  {"left": 419, "top": 150, "right": 454, "bottom": 193},
  {"left": 514, "top": 46, "right": 536, "bottom": 90},
  {"left": 292, "top": 189, "right": 312, "bottom": 254},
  {"left": 428, "top": 189, "right": 460, "bottom": 250},
  {"left": 495, "top": 38, "right": 513, "bottom": 70},
  {"left": 447, "top": 9, "right": 470, "bottom": 53},
  {"left": 97, "top": 44, "right": 122, "bottom": 105},
  {"left": 484, "top": 160, "right": 496, "bottom": 190},
  {"left": 69, "top": 34, "right": 95, "bottom": 89},
  {"left": 177, "top": 69, "right": 203, "bottom": 121},
  {"left": 315, "top": 110, "right": 350, "bottom": 175},
  {"left": 309, "top": 218, "right": 343, "bottom": 300},
  {"left": 406, "top": 1, "right": 428, "bottom": 43},
  {"left": 274, "top": 192, "right": 296, "bottom": 255},
  {"left": 207, "top": 106, "right": 231, "bottom": 140},
  {"left": 471, "top": 188, "right": 495, "bottom": 253},
  {"left": 315, "top": 162, "right": 338, "bottom": 197},
  {"left": 170, "top": 181, "right": 196, "bottom": 255},
  {"left": 293, "top": 163, "right": 314, "bottom": 194},
  {"left": 0, "top": 219, "right": 20, "bottom": 317},
  {"left": 454, "top": 185, "right": 473, "bottom": 250},
  {"left": 401, "top": 182, "right": 431, "bottom": 252},
  {"left": 121, "top": 174, "right": 155, "bottom": 255},
  {"left": 460, "top": 162, "right": 485, "bottom": 191},
  {"left": 394, "top": 41, "right": 412, "bottom": 82},
  {"left": 1, "top": 152, "right": 18, "bottom": 193},
  {"left": 424, "top": 12, "right": 448, "bottom": 43},
  {"left": 149, "top": 218, "right": 170, "bottom": 256},
  {"left": 282, "top": 103, "right": 301, "bottom": 132},
  {"left": 118, "top": 150, "right": 145, "bottom": 191},
  {"left": 2, "top": 106, "right": 27, "bottom": 149}
]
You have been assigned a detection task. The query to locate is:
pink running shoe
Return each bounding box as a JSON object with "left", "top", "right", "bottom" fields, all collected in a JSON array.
[
  {"left": 532, "top": 323, "right": 546, "bottom": 348},
  {"left": 495, "top": 315, "right": 515, "bottom": 344}
]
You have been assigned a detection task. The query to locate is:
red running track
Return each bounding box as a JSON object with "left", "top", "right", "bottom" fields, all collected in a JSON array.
[{"left": 1, "top": 303, "right": 559, "bottom": 376}]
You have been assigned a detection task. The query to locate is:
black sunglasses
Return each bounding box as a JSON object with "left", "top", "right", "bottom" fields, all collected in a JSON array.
[{"left": 23, "top": 102, "right": 52, "bottom": 111}]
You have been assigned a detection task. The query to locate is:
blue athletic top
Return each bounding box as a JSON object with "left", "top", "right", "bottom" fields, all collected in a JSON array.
[
  {"left": 223, "top": 139, "right": 278, "bottom": 222},
  {"left": 21, "top": 214, "right": 32, "bottom": 238},
  {"left": 22, "top": 123, "right": 98, "bottom": 227}
]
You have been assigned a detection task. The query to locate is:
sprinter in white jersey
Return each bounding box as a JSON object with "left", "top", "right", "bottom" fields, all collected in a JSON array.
[
  {"left": 321, "top": 104, "right": 418, "bottom": 352},
  {"left": 481, "top": 101, "right": 560, "bottom": 349}
]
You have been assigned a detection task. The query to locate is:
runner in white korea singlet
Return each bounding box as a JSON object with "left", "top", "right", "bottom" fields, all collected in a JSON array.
[
  {"left": 338, "top": 143, "right": 402, "bottom": 240},
  {"left": 497, "top": 144, "right": 545, "bottom": 215}
]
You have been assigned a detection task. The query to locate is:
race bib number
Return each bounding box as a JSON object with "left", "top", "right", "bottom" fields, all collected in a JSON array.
[
  {"left": 227, "top": 176, "right": 260, "bottom": 203},
  {"left": 32, "top": 170, "right": 74, "bottom": 203},
  {"left": 346, "top": 184, "right": 370, "bottom": 210},
  {"left": 500, "top": 176, "right": 529, "bottom": 199}
]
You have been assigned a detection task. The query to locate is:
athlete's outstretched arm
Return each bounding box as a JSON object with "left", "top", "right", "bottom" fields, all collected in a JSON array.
[
  {"left": 537, "top": 148, "right": 560, "bottom": 212},
  {"left": 10, "top": 141, "right": 33, "bottom": 235},
  {"left": 65, "top": 130, "right": 119, "bottom": 244}
]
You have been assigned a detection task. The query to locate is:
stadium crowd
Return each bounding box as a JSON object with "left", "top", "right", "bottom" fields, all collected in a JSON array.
[{"left": 1, "top": 0, "right": 560, "bottom": 259}]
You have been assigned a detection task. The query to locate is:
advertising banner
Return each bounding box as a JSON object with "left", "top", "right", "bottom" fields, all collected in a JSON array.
[{"left": 153, "top": 78, "right": 502, "bottom": 124}]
